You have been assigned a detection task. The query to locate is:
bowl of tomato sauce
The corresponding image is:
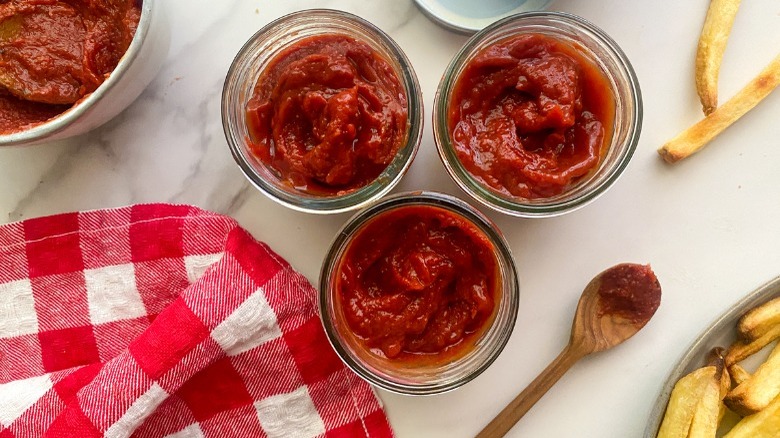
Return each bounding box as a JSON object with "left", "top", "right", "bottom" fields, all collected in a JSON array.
[
  {"left": 319, "top": 191, "right": 519, "bottom": 394},
  {"left": 434, "top": 12, "right": 642, "bottom": 217},
  {"left": 0, "top": 0, "right": 168, "bottom": 146},
  {"left": 222, "top": 10, "right": 423, "bottom": 214}
]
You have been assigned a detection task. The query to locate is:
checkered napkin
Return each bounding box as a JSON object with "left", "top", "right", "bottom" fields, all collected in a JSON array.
[{"left": 0, "top": 204, "right": 393, "bottom": 437}]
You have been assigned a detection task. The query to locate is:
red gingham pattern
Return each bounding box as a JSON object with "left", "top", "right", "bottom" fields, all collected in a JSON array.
[{"left": 0, "top": 204, "right": 393, "bottom": 437}]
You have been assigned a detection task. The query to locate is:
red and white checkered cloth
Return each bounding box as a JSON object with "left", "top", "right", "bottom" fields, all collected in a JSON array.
[{"left": 0, "top": 204, "right": 393, "bottom": 437}]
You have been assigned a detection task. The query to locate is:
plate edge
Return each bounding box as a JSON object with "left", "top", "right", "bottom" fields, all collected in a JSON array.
[{"left": 642, "top": 275, "right": 780, "bottom": 438}]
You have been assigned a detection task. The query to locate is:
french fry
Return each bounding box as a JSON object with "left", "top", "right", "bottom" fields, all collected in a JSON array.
[
  {"left": 728, "top": 363, "right": 751, "bottom": 386},
  {"left": 658, "top": 296, "right": 780, "bottom": 437},
  {"left": 689, "top": 350, "right": 728, "bottom": 438},
  {"left": 737, "top": 296, "right": 780, "bottom": 341},
  {"left": 706, "top": 347, "right": 732, "bottom": 397},
  {"left": 658, "top": 53, "right": 780, "bottom": 163},
  {"left": 724, "top": 341, "right": 780, "bottom": 416},
  {"left": 688, "top": 375, "right": 721, "bottom": 438},
  {"left": 722, "top": 393, "right": 780, "bottom": 438},
  {"left": 695, "top": 0, "right": 742, "bottom": 115},
  {"left": 657, "top": 366, "right": 717, "bottom": 438},
  {"left": 725, "top": 324, "right": 780, "bottom": 365}
]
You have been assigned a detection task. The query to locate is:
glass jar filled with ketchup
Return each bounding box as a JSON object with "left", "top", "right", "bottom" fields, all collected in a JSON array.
[
  {"left": 320, "top": 192, "right": 519, "bottom": 394},
  {"left": 434, "top": 12, "right": 642, "bottom": 217},
  {"left": 223, "top": 10, "right": 423, "bottom": 214}
]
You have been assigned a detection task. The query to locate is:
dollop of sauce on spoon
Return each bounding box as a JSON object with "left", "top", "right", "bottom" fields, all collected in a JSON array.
[{"left": 597, "top": 263, "right": 661, "bottom": 326}]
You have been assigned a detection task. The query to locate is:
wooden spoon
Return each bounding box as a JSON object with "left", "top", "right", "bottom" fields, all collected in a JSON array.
[{"left": 476, "top": 263, "right": 662, "bottom": 438}]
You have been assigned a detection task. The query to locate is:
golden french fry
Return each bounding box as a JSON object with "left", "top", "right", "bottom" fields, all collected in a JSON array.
[
  {"left": 722, "top": 393, "right": 780, "bottom": 438},
  {"left": 717, "top": 408, "right": 743, "bottom": 435},
  {"left": 737, "top": 296, "right": 780, "bottom": 341},
  {"left": 717, "top": 403, "right": 726, "bottom": 424},
  {"left": 728, "top": 363, "right": 751, "bottom": 386},
  {"left": 657, "top": 366, "right": 717, "bottom": 438},
  {"left": 719, "top": 368, "right": 731, "bottom": 400},
  {"left": 689, "top": 349, "right": 729, "bottom": 438},
  {"left": 707, "top": 347, "right": 731, "bottom": 398},
  {"left": 661, "top": 298, "right": 780, "bottom": 437},
  {"left": 658, "top": 53, "right": 780, "bottom": 163},
  {"left": 725, "top": 324, "right": 780, "bottom": 365},
  {"left": 688, "top": 371, "right": 723, "bottom": 438},
  {"left": 696, "top": 0, "right": 742, "bottom": 115},
  {"left": 724, "top": 341, "right": 780, "bottom": 416}
]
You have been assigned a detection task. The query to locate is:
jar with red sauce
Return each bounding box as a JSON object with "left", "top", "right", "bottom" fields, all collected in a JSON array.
[
  {"left": 434, "top": 12, "right": 642, "bottom": 217},
  {"left": 319, "top": 192, "right": 519, "bottom": 394},
  {"left": 222, "top": 9, "right": 423, "bottom": 214}
]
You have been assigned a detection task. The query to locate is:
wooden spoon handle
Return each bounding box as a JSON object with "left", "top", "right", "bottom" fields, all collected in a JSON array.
[{"left": 475, "top": 344, "right": 586, "bottom": 438}]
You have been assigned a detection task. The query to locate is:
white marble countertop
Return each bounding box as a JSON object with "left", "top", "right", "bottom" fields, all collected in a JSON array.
[{"left": 2, "top": 0, "right": 779, "bottom": 436}]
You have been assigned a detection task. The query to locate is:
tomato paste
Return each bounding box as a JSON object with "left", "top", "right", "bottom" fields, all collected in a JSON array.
[
  {"left": 0, "top": 0, "right": 141, "bottom": 134},
  {"left": 598, "top": 264, "right": 661, "bottom": 325},
  {"left": 448, "top": 33, "right": 615, "bottom": 199},
  {"left": 337, "top": 205, "right": 498, "bottom": 360},
  {"left": 245, "top": 34, "right": 408, "bottom": 195}
]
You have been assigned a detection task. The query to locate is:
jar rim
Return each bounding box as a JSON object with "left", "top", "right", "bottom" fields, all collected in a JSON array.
[
  {"left": 221, "top": 9, "right": 424, "bottom": 214},
  {"left": 319, "top": 191, "right": 520, "bottom": 395},
  {"left": 433, "top": 11, "right": 643, "bottom": 218}
]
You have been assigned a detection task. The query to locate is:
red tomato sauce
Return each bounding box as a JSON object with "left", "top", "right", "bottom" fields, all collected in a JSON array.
[
  {"left": 448, "top": 33, "right": 615, "bottom": 199},
  {"left": 336, "top": 205, "right": 499, "bottom": 361},
  {"left": 598, "top": 264, "right": 661, "bottom": 326},
  {"left": 245, "top": 34, "right": 408, "bottom": 195},
  {"left": 0, "top": 0, "right": 142, "bottom": 134},
  {"left": 0, "top": 93, "right": 69, "bottom": 133}
]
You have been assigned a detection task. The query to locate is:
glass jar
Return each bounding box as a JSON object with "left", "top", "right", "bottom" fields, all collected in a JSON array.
[
  {"left": 222, "top": 9, "right": 423, "bottom": 214},
  {"left": 433, "top": 12, "right": 642, "bottom": 217},
  {"left": 319, "top": 191, "right": 519, "bottom": 395}
]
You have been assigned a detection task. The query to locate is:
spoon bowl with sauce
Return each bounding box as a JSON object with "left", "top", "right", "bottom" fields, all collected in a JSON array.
[{"left": 477, "top": 263, "right": 661, "bottom": 437}]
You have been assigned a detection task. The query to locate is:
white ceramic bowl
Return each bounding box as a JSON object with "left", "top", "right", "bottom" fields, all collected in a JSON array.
[{"left": 0, "top": 0, "right": 169, "bottom": 147}]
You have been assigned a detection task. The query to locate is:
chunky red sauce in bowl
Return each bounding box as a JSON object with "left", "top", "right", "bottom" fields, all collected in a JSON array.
[
  {"left": 0, "top": 0, "right": 167, "bottom": 146},
  {"left": 246, "top": 34, "right": 408, "bottom": 195},
  {"left": 223, "top": 10, "right": 423, "bottom": 214},
  {"left": 320, "top": 192, "right": 519, "bottom": 395},
  {"left": 434, "top": 12, "right": 642, "bottom": 217},
  {"left": 0, "top": 0, "right": 142, "bottom": 134},
  {"left": 339, "top": 205, "right": 498, "bottom": 360},
  {"left": 449, "top": 33, "right": 614, "bottom": 199}
]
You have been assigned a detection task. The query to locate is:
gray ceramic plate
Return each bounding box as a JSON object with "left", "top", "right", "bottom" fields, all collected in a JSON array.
[{"left": 643, "top": 275, "right": 780, "bottom": 437}]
